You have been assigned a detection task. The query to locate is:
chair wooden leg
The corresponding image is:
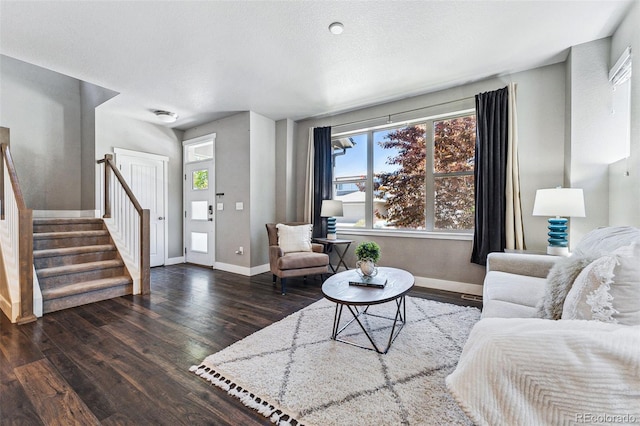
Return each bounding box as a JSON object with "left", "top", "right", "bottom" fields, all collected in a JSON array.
[{"left": 281, "top": 278, "right": 287, "bottom": 295}]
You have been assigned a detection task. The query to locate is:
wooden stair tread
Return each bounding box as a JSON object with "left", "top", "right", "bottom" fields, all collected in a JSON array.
[
  {"left": 34, "top": 244, "right": 116, "bottom": 259},
  {"left": 33, "top": 218, "right": 103, "bottom": 224},
  {"left": 33, "top": 230, "right": 109, "bottom": 239},
  {"left": 41, "top": 276, "right": 132, "bottom": 300},
  {"left": 37, "top": 259, "right": 124, "bottom": 278}
]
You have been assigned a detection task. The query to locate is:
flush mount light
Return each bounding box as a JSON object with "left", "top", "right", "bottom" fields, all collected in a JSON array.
[
  {"left": 153, "top": 110, "right": 179, "bottom": 123},
  {"left": 329, "top": 22, "right": 344, "bottom": 35}
]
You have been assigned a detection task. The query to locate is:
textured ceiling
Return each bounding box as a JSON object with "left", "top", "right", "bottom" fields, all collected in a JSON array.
[{"left": 0, "top": 1, "right": 633, "bottom": 130}]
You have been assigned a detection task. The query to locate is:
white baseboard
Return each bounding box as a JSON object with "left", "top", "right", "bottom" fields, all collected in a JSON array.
[
  {"left": 414, "top": 275, "right": 483, "bottom": 296},
  {"left": 214, "top": 262, "right": 270, "bottom": 277},
  {"left": 0, "top": 294, "right": 19, "bottom": 323},
  {"left": 33, "top": 210, "right": 100, "bottom": 218},
  {"left": 250, "top": 263, "right": 270, "bottom": 275},
  {"left": 33, "top": 267, "right": 42, "bottom": 318},
  {"left": 165, "top": 257, "right": 184, "bottom": 266}
]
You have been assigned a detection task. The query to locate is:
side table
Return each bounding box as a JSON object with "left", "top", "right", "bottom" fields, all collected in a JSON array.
[{"left": 313, "top": 238, "right": 353, "bottom": 273}]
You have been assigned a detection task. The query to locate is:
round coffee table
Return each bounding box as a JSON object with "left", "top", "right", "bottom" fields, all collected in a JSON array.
[{"left": 322, "top": 267, "right": 414, "bottom": 354}]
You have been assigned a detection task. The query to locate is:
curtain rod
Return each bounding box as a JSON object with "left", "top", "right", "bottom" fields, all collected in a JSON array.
[{"left": 330, "top": 95, "right": 475, "bottom": 130}]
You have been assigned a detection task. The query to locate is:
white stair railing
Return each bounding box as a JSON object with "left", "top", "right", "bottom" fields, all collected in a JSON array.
[
  {"left": 97, "top": 154, "right": 150, "bottom": 294},
  {"left": 0, "top": 141, "right": 36, "bottom": 324}
]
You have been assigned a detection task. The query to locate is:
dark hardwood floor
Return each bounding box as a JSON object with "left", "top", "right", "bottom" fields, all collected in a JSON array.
[{"left": 1, "top": 264, "right": 481, "bottom": 425}]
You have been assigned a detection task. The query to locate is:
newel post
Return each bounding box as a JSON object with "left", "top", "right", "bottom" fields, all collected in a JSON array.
[
  {"left": 16, "top": 208, "right": 36, "bottom": 324},
  {"left": 140, "top": 209, "right": 150, "bottom": 295},
  {"left": 103, "top": 154, "right": 112, "bottom": 219}
]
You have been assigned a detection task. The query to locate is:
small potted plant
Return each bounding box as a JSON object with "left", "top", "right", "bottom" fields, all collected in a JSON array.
[{"left": 355, "top": 241, "right": 381, "bottom": 277}]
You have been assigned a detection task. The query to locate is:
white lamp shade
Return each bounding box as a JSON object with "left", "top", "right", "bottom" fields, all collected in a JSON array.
[
  {"left": 320, "top": 200, "right": 343, "bottom": 217},
  {"left": 532, "top": 188, "right": 586, "bottom": 217}
]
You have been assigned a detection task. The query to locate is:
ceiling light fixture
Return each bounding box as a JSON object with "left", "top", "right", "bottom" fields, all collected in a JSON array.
[
  {"left": 153, "top": 110, "right": 179, "bottom": 123},
  {"left": 329, "top": 22, "right": 344, "bottom": 35}
]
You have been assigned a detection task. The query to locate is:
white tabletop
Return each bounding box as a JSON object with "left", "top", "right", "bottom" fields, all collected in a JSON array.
[{"left": 322, "top": 267, "right": 415, "bottom": 305}]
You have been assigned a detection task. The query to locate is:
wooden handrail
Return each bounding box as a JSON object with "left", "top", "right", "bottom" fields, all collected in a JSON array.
[
  {"left": 0, "top": 139, "right": 36, "bottom": 324},
  {"left": 97, "top": 155, "right": 143, "bottom": 214},
  {"left": 98, "top": 154, "right": 150, "bottom": 295},
  {"left": 1, "top": 144, "right": 27, "bottom": 211}
]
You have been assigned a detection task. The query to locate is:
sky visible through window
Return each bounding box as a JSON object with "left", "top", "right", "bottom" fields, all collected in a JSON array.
[{"left": 334, "top": 130, "right": 404, "bottom": 178}]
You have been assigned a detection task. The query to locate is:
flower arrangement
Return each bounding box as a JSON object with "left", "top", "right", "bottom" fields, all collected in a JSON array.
[{"left": 354, "top": 241, "right": 381, "bottom": 263}]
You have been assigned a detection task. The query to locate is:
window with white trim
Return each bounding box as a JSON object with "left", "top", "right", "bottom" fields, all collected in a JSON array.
[{"left": 332, "top": 111, "right": 476, "bottom": 232}]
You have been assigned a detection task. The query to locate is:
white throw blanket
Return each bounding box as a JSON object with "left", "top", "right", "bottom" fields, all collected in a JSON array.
[{"left": 446, "top": 318, "right": 640, "bottom": 426}]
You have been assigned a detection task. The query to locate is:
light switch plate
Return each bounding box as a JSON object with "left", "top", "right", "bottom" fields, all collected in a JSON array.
[
  {"left": 235, "top": 202, "right": 244, "bottom": 210},
  {"left": 217, "top": 203, "right": 224, "bottom": 211}
]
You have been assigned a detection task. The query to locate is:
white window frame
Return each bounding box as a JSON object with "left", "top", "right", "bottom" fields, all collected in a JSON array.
[{"left": 332, "top": 108, "right": 476, "bottom": 239}]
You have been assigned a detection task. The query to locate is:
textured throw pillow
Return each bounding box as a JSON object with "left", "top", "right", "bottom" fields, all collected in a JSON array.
[
  {"left": 562, "top": 243, "right": 640, "bottom": 325},
  {"left": 572, "top": 226, "right": 640, "bottom": 258},
  {"left": 536, "top": 255, "right": 592, "bottom": 320},
  {"left": 276, "top": 224, "right": 312, "bottom": 254}
]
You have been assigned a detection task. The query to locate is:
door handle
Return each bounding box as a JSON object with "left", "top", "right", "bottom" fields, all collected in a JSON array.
[{"left": 158, "top": 216, "right": 165, "bottom": 220}]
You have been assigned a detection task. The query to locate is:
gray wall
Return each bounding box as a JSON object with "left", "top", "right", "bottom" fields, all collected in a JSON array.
[
  {"left": 0, "top": 55, "right": 82, "bottom": 209},
  {"left": 565, "top": 38, "right": 617, "bottom": 246},
  {"left": 275, "top": 118, "right": 297, "bottom": 222},
  {"left": 0, "top": 56, "right": 118, "bottom": 211},
  {"left": 184, "top": 111, "right": 276, "bottom": 270},
  {"left": 95, "top": 109, "right": 184, "bottom": 259},
  {"left": 249, "top": 112, "right": 276, "bottom": 267},
  {"left": 80, "top": 81, "right": 119, "bottom": 210},
  {"left": 294, "top": 63, "right": 567, "bottom": 285},
  {"left": 609, "top": 0, "right": 640, "bottom": 227},
  {"left": 184, "top": 112, "right": 252, "bottom": 268}
]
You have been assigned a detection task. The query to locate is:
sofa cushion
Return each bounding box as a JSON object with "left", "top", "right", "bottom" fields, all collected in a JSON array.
[
  {"left": 276, "top": 223, "right": 312, "bottom": 253},
  {"left": 481, "top": 300, "right": 538, "bottom": 319},
  {"left": 277, "top": 251, "right": 328, "bottom": 270},
  {"left": 482, "top": 271, "right": 546, "bottom": 316}
]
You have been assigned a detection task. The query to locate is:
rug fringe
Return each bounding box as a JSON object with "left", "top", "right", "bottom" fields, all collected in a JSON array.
[{"left": 190, "top": 364, "right": 303, "bottom": 426}]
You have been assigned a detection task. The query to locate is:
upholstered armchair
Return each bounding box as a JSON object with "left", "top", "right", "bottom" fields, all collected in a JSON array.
[{"left": 266, "top": 222, "right": 329, "bottom": 295}]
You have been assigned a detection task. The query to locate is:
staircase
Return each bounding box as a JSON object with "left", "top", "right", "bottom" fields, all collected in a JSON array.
[{"left": 33, "top": 218, "right": 133, "bottom": 314}]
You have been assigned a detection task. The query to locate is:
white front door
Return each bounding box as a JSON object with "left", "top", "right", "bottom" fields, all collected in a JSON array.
[
  {"left": 184, "top": 161, "right": 215, "bottom": 266},
  {"left": 115, "top": 148, "right": 167, "bottom": 267},
  {"left": 183, "top": 135, "right": 216, "bottom": 267}
]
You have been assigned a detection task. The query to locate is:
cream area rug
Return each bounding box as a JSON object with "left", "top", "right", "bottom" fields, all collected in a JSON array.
[{"left": 190, "top": 296, "right": 480, "bottom": 426}]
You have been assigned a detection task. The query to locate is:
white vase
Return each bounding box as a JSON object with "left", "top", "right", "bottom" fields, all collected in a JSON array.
[{"left": 356, "top": 259, "right": 378, "bottom": 277}]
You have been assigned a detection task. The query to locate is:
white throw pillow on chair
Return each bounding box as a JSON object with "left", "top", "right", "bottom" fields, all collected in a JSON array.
[{"left": 276, "top": 224, "right": 313, "bottom": 254}]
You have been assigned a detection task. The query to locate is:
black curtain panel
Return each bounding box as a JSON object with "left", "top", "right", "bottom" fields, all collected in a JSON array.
[
  {"left": 313, "top": 126, "right": 332, "bottom": 239},
  {"left": 471, "top": 87, "right": 509, "bottom": 266}
]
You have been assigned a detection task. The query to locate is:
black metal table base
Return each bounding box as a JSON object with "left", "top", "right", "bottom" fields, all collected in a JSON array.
[{"left": 330, "top": 295, "right": 407, "bottom": 354}]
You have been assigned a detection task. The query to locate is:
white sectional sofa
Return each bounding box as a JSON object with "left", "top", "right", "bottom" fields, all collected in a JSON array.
[{"left": 447, "top": 227, "right": 640, "bottom": 425}]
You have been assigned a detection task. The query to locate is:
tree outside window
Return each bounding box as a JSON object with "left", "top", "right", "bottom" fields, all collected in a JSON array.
[
  {"left": 192, "top": 169, "right": 209, "bottom": 190},
  {"left": 332, "top": 111, "right": 476, "bottom": 232}
]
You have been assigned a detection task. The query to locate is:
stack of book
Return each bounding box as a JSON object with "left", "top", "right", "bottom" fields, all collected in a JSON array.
[{"left": 349, "top": 275, "right": 387, "bottom": 288}]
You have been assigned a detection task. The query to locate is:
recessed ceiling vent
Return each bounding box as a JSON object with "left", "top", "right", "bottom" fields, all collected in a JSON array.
[
  {"left": 329, "top": 22, "right": 344, "bottom": 35},
  {"left": 153, "top": 110, "right": 179, "bottom": 123}
]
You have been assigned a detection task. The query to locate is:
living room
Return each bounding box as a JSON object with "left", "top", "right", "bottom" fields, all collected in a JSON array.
[
  {"left": 1, "top": 2, "right": 639, "bottom": 289},
  {"left": 1, "top": 1, "right": 639, "bottom": 424}
]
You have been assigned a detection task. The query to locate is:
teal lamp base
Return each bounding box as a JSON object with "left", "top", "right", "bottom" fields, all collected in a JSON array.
[
  {"left": 547, "top": 217, "right": 569, "bottom": 256},
  {"left": 326, "top": 217, "right": 337, "bottom": 240}
]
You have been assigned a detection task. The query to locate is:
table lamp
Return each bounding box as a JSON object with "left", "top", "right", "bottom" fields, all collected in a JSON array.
[
  {"left": 532, "top": 187, "right": 585, "bottom": 256},
  {"left": 320, "top": 200, "right": 343, "bottom": 240}
]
